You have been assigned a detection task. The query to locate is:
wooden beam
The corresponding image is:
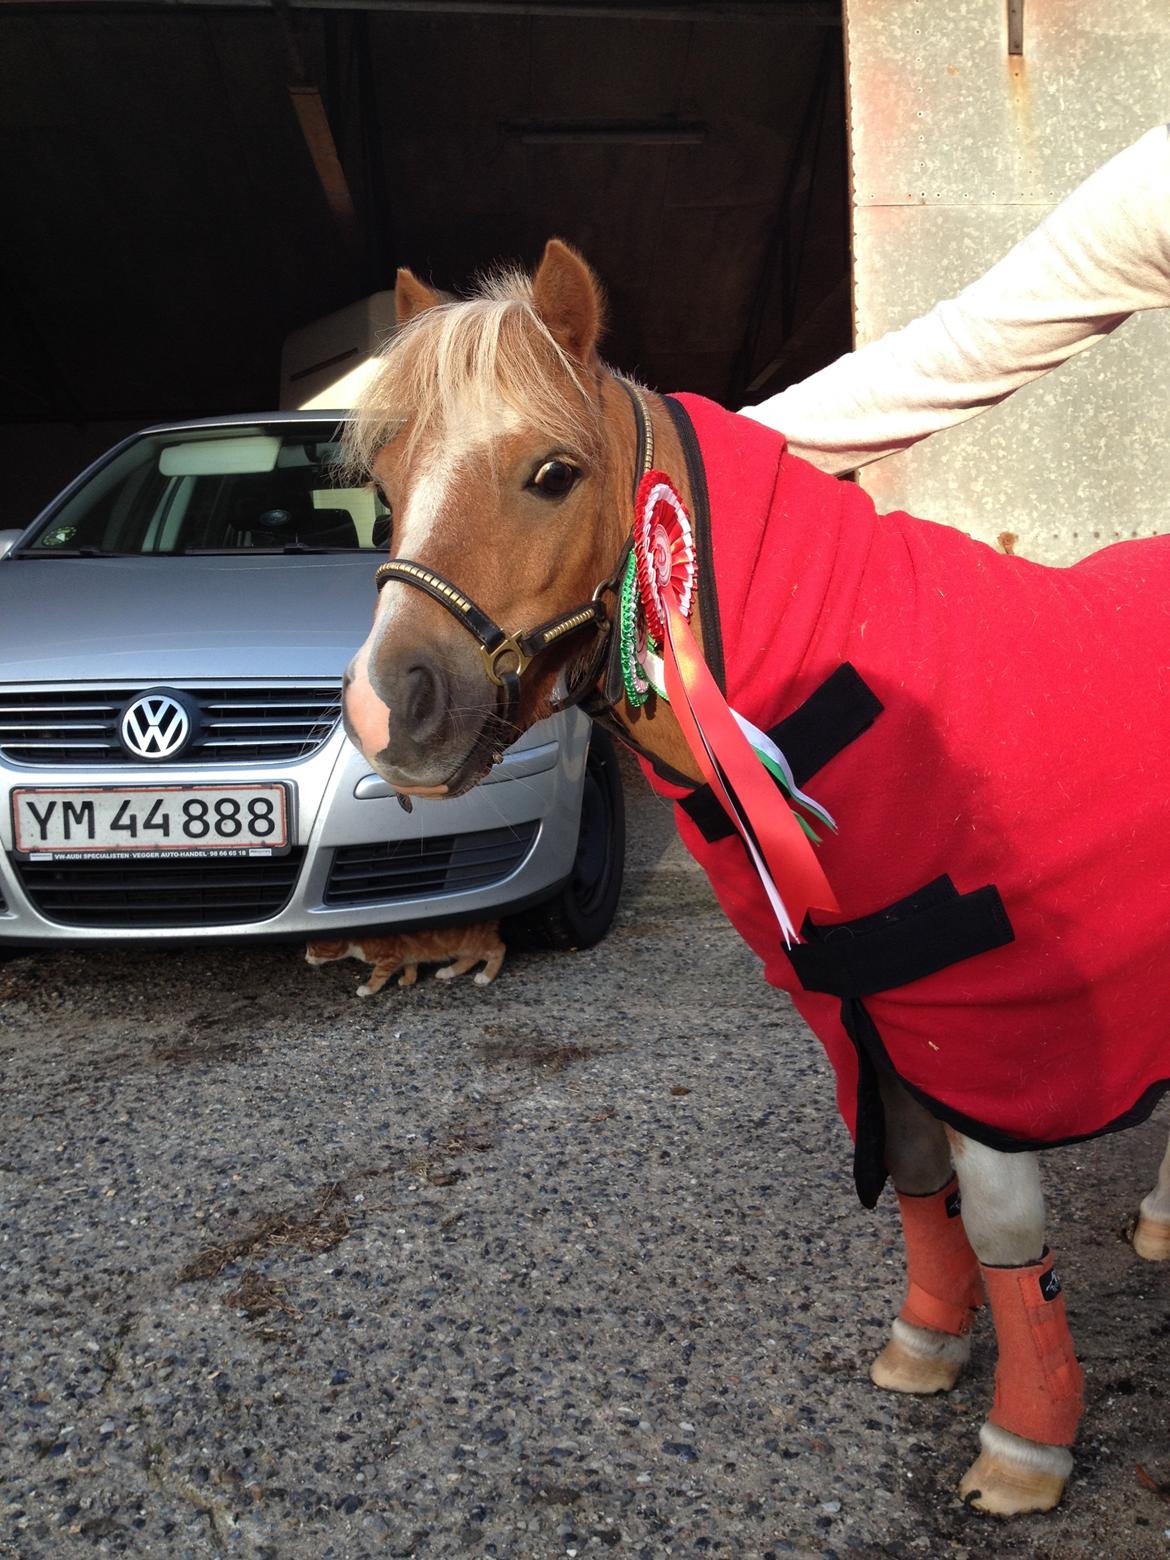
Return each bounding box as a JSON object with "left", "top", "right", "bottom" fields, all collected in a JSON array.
[
  {"left": 287, "top": 83, "right": 360, "bottom": 255},
  {"left": 0, "top": 1, "right": 842, "bottom": 25}
]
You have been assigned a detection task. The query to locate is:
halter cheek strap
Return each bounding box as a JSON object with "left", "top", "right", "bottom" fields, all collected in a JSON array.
[
  {"left": 371, "top": 378, "right": 655, "bottom": 735},
  {"left": 371, "top": 555, "right": 610, "bottom": 729}
]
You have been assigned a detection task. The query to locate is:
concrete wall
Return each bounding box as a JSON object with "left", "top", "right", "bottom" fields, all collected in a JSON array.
[{"left": 845, "top": 0, "right": 1170, "bottom": 562}]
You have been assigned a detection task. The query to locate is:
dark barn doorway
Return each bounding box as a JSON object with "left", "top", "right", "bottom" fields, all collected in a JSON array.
[{"left": 0, "top": 1, "right": 848, "bottom": 519}]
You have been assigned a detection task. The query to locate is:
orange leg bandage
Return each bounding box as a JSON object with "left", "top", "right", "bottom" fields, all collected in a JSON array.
[
  {"left": 896, "top": 1177, "right": 983, "bottom": 1336},
  {"left": 982, "top": 1250, "right": 1085, "bottom": 1447}
]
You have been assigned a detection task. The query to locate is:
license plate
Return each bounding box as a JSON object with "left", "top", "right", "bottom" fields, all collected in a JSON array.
[{"left": 11, "top": 784, "right": 291, "bottom": 859}]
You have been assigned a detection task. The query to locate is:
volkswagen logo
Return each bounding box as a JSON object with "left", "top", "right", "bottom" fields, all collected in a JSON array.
[{"left": 119, "top": 690, "right": 195, "bottom": 761}]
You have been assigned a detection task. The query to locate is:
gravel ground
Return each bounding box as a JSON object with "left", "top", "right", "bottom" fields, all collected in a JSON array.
[{"left": 2, "top": 753, "right": 1169, "bottom": 1559}]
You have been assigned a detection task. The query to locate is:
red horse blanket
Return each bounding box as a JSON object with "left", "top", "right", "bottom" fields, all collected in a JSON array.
[{"left": 640, "top": 393, "right": 1170, "bottom": 1202}]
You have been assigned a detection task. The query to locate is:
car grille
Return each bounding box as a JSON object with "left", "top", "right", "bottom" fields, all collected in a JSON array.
[
  {"left": 14, "top": 849, "right": 307, "bottom": 928},
  {"left": 0, "top": 683, "right": 341, "bottom": 766},
  {"left": 323, "top": 823, "right": 540, "bottom": 907}
]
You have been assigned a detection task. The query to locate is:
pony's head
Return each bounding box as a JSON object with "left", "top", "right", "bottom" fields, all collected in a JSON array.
[{"left": 342, "top": 240, "right": 629, "bottom": 796}]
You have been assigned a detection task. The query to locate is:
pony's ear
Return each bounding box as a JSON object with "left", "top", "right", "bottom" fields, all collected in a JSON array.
[
  {"left": 395, "top": 268, "right": 441, "bottom": 325},
  {"left": 532, "top": 239, "right": 604, "bottom": 365}
]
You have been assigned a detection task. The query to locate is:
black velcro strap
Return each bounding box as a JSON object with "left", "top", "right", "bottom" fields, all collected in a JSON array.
[
  {"left": 678, "top": 663, "right": 882, "bottom": 842},
  {"left": 841, "top": 998, "right": 888, "bottom": 1209},
  {"left": 786, "top": 877, "right": 1014, "bottom": 1209},
  {"left": 787, "top": 876, "right": 1014, "bottom": 1000}
]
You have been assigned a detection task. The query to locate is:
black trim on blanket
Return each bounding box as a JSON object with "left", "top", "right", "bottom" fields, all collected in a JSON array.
[
  {"left": 786, "top": 877, "right": 1015, "bottom": 1208},
  {"left": 585, "top": 394, "right": 726, "bottom": 788},
  {"left": 663, "top": 396, "right": 725, "bottom": 696},
  {"left": 679, "top": 664, "right": 883, "bottom": 842},
  {"left": 887, "top": 1060, "right": 1170, "bottom": 1160}
]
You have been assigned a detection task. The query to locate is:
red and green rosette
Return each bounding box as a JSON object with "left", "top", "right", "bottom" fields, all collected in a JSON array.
[
  {"left": 628, "top": 468, "right": 838, "bottom": 944},
  {"left": 634, "top": 472, "right": 696, "bottom": 642}
]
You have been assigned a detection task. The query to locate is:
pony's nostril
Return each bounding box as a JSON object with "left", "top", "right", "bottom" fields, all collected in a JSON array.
[{"left": 403, "top": 661, "right": 447, "bottom": 742}]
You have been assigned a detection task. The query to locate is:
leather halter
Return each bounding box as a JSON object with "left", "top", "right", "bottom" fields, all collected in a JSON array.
[{"left": 371, "top": 379, "right": 655, "bottom": 738}]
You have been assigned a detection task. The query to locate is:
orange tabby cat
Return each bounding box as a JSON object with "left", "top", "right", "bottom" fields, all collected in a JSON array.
[{"left": 305, "top": 921, "right": 505, "bottom": 997}]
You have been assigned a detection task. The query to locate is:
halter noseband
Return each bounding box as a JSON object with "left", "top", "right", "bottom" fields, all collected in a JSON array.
[{"left": 371, "top": 379, "right": 654, "bottom": 739}]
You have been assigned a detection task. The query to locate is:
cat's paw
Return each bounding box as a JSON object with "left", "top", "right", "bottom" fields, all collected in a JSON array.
[
  {"left": 434, "top": 965, "right": 456, "bottom": 980},
  {"left": 355, "top": 983, "right": 374, "bottom": 998},
  {"left": 474, "top": 971, "right": 494, "bottom": 985}
]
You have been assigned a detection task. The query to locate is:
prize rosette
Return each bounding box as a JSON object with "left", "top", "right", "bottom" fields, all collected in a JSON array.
[
  {"left": 634, "top": 471, "right": 695, "bottom": 643},
  {"left": 619, "top": 554, "right": 652, "bottom": 706},
  {"left": 625, "top": 463, "right": 837, "bottom": 943}
]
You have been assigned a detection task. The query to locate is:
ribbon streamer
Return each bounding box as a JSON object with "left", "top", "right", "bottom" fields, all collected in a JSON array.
[
  {"left": 661, "top": 596, "right": 839, "bottom": 945},
  {"left": 630, "top": 467, "right": 838, "bottom": 944},
  {"left": 642, "top": 646, "right": 831, "bottom": 841},
  {"left": 732, "top": 710, "right": 837, "bottom": 838}
]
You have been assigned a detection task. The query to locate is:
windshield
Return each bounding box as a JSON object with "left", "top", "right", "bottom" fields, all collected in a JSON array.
[{"left": 19, "top": 423, "right": 387, "bottom": 555}]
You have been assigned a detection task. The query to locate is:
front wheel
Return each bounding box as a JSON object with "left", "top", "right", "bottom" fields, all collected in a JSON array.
[{"left": 521, "top": 727, "right": 626, "bottom": 951}]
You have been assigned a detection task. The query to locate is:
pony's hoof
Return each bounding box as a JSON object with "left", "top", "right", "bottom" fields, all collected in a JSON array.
[
  {"left": 871, "top": 1319, "right": 968, "bottom": 1395},
  {"left": 959, "top": 1427, "right": 1071, "bottom": 1515},
  {"left": 871, "top": 1334, "right": 963, "bottom": 1395},
  {"left": 1132, "top": 1211, "right": 1170, "bottom": 1261}
]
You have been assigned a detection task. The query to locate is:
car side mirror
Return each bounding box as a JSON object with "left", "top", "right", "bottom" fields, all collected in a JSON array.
[{"left": 0, "top": 529, "right": 25, "bottom": 560}]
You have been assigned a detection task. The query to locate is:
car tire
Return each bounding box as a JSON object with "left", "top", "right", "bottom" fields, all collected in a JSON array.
[{"left": 518, "top": 726, "right": 626, "bottom": 951}]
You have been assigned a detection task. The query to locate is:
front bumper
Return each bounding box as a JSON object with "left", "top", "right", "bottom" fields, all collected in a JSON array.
[{"left": 0, "top": 712, "right": 589, "bottom": 944}]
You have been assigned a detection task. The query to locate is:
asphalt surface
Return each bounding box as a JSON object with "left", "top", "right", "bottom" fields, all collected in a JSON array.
[{"left": 2, "top": 751, "right": 1169, "bottom": 1559}]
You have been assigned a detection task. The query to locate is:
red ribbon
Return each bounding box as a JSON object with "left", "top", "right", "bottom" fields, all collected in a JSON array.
[{"left": 661, "top": 594, "right": 838, "bottom": 940}]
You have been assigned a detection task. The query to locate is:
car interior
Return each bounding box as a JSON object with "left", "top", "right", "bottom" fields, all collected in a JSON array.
[{"left": 24, "top": 430, "right": 388, "bottom": 555}]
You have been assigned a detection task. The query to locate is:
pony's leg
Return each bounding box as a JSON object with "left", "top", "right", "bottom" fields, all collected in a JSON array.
[
  {"left": 1133, "top": 1127, "right": 1170, "bottom": 1260},
  {"left": 948, "top": 1130, "right": 1083, "bottom": 1516},
  {"left": 871, "top": 1074, "right": 981, "bottom": 1395}
]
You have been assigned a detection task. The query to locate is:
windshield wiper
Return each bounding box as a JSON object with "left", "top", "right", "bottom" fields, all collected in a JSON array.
[
  {"left": 172, "top": 545, "right": 371, "bottom": 556},
  {"left": 11, "top": 546, "right": 127, "bottom": 559}
]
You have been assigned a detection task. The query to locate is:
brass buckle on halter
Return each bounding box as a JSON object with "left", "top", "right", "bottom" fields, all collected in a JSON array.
[{"left": 481, "top": 634, "right": 531, "bottom": 686}]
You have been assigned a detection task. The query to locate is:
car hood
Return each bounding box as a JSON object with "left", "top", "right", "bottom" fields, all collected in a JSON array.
[{"left": 0, "top": 554, "right": 379, "bottom": 683}]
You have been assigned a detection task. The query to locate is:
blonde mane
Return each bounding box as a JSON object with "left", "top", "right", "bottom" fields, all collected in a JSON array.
[{"left": 342, "top": 268, "right": 603, "bottom": 478}]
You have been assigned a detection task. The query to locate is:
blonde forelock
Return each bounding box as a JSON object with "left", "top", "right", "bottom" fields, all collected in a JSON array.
[{"left": 342, "top": 268, "right": 603, "bottom": 480}]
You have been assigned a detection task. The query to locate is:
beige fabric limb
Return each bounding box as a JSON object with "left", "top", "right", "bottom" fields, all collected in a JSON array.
[{"left": 741, "top": 124, "right": 1170, "bottom": 475}]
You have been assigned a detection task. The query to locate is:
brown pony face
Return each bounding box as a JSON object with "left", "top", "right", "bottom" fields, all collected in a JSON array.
[{"left": 342, "top": 241, "right": 625, "bottom": 796}]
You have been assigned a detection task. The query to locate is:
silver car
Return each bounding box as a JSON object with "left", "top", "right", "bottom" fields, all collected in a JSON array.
[{"left": 0, "top": 414, "right": 624, "bottom": 948}]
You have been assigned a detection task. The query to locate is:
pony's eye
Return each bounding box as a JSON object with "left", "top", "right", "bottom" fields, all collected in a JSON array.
[
  {"left": 529, "top": 459, "right": 580, "bottom": 499},
  {"left": 369, "top": 485, "right": 394, "bottom": 550}
]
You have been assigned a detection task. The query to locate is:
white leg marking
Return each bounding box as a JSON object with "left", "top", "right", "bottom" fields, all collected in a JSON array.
[
  {"left": 1139, "top": 1127, "right": 1170, "bottom": 1222},
  {"left": 1134, "top": 1128, "right": 1170, "bottom": 1258},
  {"left": 951, "top": 1135, "right": 1045, "bottom": 1267},
  {"left": 977, "top": 1422, "right": 1073, "bottom": 1481},
  {"left": 889, "top": 1317, "right": 971, "bottom": 1367}
]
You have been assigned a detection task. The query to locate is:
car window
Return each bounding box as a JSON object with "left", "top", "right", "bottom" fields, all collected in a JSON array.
[{"left": 22, "top": 425, "right": 387, "bottom": 554}]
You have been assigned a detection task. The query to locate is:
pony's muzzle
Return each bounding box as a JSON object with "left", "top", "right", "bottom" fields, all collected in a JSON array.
[
  {"left": 343, "top": 639, "right": 493, "bottom": 791},
  {"left": 380, "top": 656, "right": 468, "bottom": 778},
  {"left": 399, "top": 661, "right": 447, "bottom": 746},
  {"left": 342, "top": 654, "right": 392, "bottom": 773}
]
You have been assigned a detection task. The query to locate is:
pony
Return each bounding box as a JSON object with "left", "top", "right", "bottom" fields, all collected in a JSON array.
[{"left": 340, "top": 239, "right": 1170, "bottom": 1516}]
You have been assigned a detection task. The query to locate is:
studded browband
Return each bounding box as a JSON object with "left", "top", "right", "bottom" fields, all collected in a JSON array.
[{"left": 372, "top": 379, "right": 655, "bottom": 736}]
